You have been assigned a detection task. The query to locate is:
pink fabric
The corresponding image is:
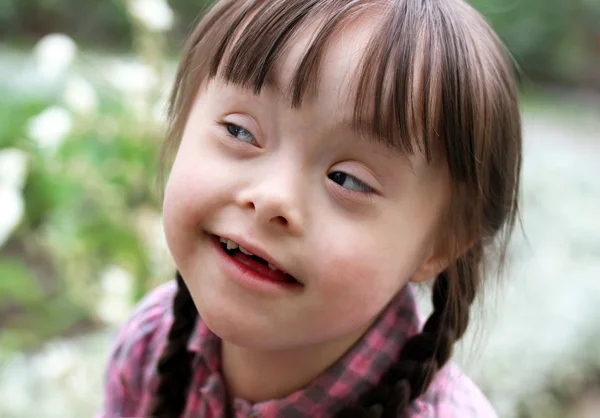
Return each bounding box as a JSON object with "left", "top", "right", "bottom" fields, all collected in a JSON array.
[{"left": 98, "top": 281, "right": 496, "bottom": 417}]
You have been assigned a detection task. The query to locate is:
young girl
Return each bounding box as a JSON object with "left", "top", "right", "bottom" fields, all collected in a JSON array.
[{"left": 99, "top": 0, "right": 521, "bottom": 416}]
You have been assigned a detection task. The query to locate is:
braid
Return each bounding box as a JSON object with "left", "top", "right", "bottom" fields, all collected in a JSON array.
[
  {"left": 336, "top": 247, "right": 482, "bottom": 418},
  {"left": 149, "top": 271, "right": 198, "bottom": 417}
]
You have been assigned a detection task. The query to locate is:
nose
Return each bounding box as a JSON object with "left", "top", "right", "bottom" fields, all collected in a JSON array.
[{"left": 236, "top": 172, "right": 305, "bottom": 236}]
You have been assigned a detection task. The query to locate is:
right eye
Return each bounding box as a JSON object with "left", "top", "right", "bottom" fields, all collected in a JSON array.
[
  {"left": 328, "top": 171, "right": 374, "bottom": 194},
  {"left": 224, "top": 123, "right": 256, "bottom": 144}
]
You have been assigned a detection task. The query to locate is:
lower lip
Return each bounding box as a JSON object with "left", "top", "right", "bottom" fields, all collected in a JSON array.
[{"left": 209, "top": 235, "right": 303, "bottom": 294}]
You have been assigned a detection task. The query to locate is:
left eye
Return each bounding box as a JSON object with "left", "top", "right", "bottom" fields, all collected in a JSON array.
[
  {"left": 225, "top": 123, "right": 255, "bottom": 143},
  {"left": 328, "top": 172, "right": 373, "bottom": 193}
]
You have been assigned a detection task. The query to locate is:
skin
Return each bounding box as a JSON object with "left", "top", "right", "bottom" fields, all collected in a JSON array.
[{"left": 163, "top": 16, "right": 452, "bottom": 403}]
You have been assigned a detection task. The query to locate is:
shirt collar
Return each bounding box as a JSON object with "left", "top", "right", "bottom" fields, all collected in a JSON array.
[
  {"left": 188, "top": 314, "right": 219, "bottom": 357},
  {"left": 285, "top": 284, "right": 422, "bottom": 416},
  {"left": 187, "top": 284, "right": 421, "bottom": 415}
]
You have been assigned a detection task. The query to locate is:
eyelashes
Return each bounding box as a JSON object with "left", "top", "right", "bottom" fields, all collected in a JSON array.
[
  {"left": 220, "top": 122, "right": 376, "bottom": 196},
  {"left": 327, "top": 172, "right": 374, "bottom": 194},
  {"left": 224, "top": 122, "right": 256, "bottom": 144}
]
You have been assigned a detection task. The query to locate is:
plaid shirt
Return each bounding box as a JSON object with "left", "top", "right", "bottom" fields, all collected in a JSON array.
[{"left": 98, "top": 281, "right": 496, "bottom": 417}]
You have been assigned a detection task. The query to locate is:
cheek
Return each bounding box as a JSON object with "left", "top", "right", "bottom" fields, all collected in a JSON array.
[
  {"left": 312, "top": 243, "right": 405, "bottom": 330},
  {"left": 162, "top": 166, "right": 199, "bottom": 266},
  {"left": 163, "top": 167, "right": 197, "bottom": 231},
  {"left": 306, "top": 219, "right": 429, "bottom": 334},
  {"left": 163, "top": 130, "right": 228, "bottom": 222},
  {"left": 162, "top": 147, "right": 222, "bottom": 263}
]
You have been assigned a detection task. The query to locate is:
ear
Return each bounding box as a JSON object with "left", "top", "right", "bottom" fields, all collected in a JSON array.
[
  {"left": 410, "top": 238, "right": 475, "bottom": 283},
  {"left": 409, "top": 254, "right": 450, "bottom": 283}
]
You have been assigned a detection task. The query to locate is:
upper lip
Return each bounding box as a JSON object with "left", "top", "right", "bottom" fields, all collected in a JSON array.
[{"left": 214, "top": 233, "right": 292, "bottom": 276}]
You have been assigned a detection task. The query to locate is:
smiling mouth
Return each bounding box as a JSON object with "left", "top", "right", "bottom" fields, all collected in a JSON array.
[{"left": 217, "top": 236, "right": 300, "bottom": 284}]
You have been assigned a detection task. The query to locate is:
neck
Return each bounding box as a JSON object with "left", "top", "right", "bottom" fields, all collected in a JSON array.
[{"left": 221, "top": 329, "right": 369, "bottom": 403}]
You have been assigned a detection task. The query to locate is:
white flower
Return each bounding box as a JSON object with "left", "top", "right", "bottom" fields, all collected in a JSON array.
[
  {"left": 0, "top": 148, "right": 28, "bottom": 190},
  {"left": 0, "top": 149, "right": 28, "bottom": 246},
  {"left": 96, "top": 296, "right": 133, "bottom": 325},
  {"left": 0, "top": 187, "right": 24, "bottom": 248},
  {"left": 35, "top": 342, "right": 78, "bottom": 380},
  {"left": 151, "top": 79, "right": 173, "bottom": 125},
  {"left": 96, "top": 265, "right": 134, "bottom": 324},
  {"left": 107, "top": 60, "right": 159, "bottom": 96},
  {"left": 100, "top": 265, "right": 134, "bottom": 296},
  {"left": 27, "top": 106, "right": 73, "bottom": 153},
  {"left": 136, "top": 209, "right": 174, "bottom": 278},
  {"left": 0, "top": 354, "right": 31, "bottom": 413},
  {"left": 106, "top": 60, "right": 160, "bottom": 120},
  {"left": 63, "top": 75, "right": 98, "bottom": 114},
  {"left": 128, "top": 0, "right": 175, "bottom": 32},
  {"left": 33, "top": 33, "right": 77, "bottom": 82}
]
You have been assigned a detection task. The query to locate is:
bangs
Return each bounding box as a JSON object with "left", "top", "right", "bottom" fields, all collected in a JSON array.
[{"left": 169, "top": 0, "right": 512, "bottom": 183}]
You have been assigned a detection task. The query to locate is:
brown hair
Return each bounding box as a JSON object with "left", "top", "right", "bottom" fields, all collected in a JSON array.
[{"left": 151, "top": 0, "right": 521, "bottom": 416}]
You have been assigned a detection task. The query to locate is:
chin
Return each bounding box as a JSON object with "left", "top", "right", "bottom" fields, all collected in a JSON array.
[
  {"left": 205, "top": 317, "right": 278, "bottom": 349},
  {"left": 195, "top": 296, "right": 265, "bottom": 345}
]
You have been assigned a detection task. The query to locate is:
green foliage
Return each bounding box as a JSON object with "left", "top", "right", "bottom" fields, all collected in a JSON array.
[
  {"left": 0, "top": 0, "right": 133, "bottom": 48},
  {"left": 0, "top": 258, "right": 42, "bottom": 305},
  {"left": 470, "top": 0, "right": 600, "bottom": 85},
  {"left": 0, "top": 71, "right": 165, "bottom": 352},
  {"left": 0, "top": 254, "right": 92, "bottom": 352},
  {"left": 0, "top": 93, "right": 47, "bottom": 149}
]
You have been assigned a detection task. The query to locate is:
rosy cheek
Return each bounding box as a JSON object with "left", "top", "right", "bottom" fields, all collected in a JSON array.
[
  {"left": 162, "top": 151, "right": 214, "bottom": 254},
  {"left": 315, "top": 248, "right": 394, "bottom": 324},
  {"left": 164, "top": 168, "right": 197, "bottom": 228},
  {"left": 163, "top": 181, "right": 192, "bottom": 264}
]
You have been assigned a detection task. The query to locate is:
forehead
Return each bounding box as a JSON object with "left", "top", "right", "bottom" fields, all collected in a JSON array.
[
  {"left": 240, "top": 15, "right": 433, "bottom": 174},
  {"left": 272, "top": 15, "right": 379, "bottom": 111},
  {"left": 213, "top": 2, "right": 441, "bottom": 165}
]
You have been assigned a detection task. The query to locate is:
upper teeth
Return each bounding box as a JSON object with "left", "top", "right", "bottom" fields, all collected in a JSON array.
[
  {"left": 219, "top": 237, "right": 278, "bottom": 270},
  {"left": 239, "top": 246, "right": 253, "bottom": 256},
  {"left": 220, "top": 237, "right": 254, "bottom": 257},
  {"left": 220, "top": 237, "right": 243, "bottom": 252}
]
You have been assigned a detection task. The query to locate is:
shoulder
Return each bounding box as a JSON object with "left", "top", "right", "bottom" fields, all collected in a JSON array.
[
  {"left": 99, "top": 281, "right": 177, "bottom": 416},
  {"left": 406, "top": 362, "right": 497, "bottom": 418},
  {"left": 109, "top": 280, "right": 177, "bottom": 363}
]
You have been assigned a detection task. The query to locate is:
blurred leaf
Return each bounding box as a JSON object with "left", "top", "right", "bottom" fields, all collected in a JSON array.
[
  {"left": 0, "top": 328, "right": 39, "bottom": 353},
  {"left": 0, "top": 0, "right": 21, "bottom": 35},
  {"left": 0, "top": 90, "right": 49, "bottom": 148},
  {"left": 0, "top": 295, "right": 92, "bottom": 352},
  {"left": 23, "top": 158, "right": 85, "bottom": 228},
  {"left": 79, "top": 215, "right": 150, "bottom": 280},
  {"left": 0, "top": 257, "right": 43, "bottom": 305}
]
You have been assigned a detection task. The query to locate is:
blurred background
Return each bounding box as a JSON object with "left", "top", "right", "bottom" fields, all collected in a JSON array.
[{"left": 0, "top": 0, "right": 599, "bottom": 417}]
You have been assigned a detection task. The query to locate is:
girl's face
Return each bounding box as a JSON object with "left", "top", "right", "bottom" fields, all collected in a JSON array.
[{"left": 163, "top": 19, "right": 450, "bottom": 351}]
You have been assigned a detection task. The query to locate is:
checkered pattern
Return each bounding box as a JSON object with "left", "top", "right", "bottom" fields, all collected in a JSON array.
[{"left": 98, "top": 281, "right": 497, "bottom": 417}]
